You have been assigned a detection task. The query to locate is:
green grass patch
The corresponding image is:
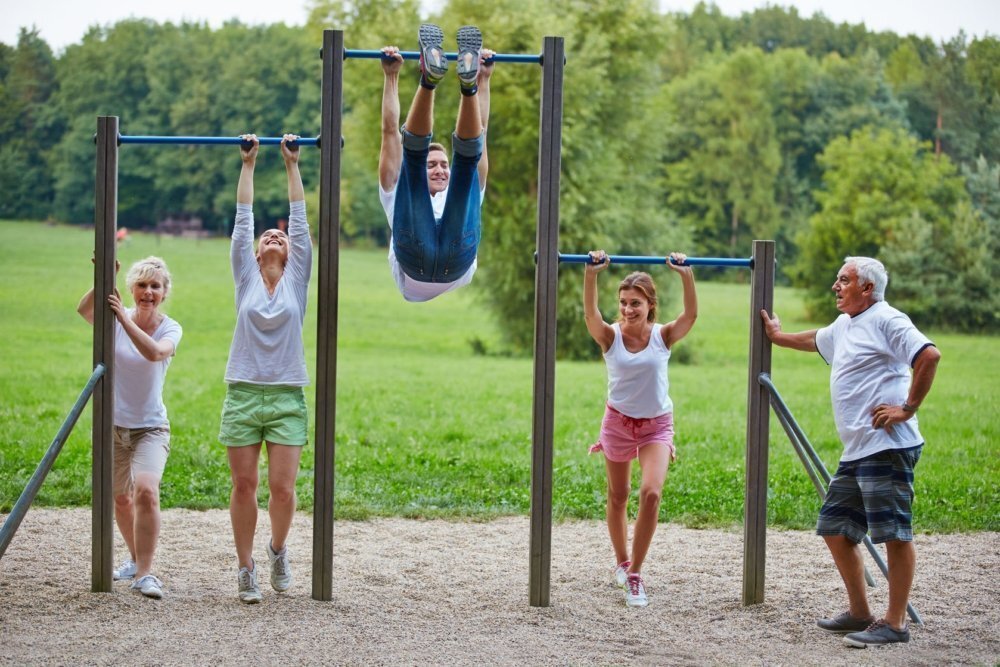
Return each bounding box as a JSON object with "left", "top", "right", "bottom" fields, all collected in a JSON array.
[{"left": 0, "top": 220, "right": 996, "bottom": 532}]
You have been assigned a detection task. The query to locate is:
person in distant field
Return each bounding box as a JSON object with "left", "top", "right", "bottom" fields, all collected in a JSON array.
[
  {"left": 77, "top": 256, "right": 182, "bottom": 600},
  {"left": 221, "top": 133, "right": 311, "bottom": 604},
  {"left": 378, "top": 23, "right": 494, "bottom": 302},
  {"left": 760, "top": 256, "right": 941, "bottom": 648},
  {"left": 583, "top": 250, "right": 697, "bottom": 608}
]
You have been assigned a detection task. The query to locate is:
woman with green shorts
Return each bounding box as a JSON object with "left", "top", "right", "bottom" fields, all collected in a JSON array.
[{"left": 220, "top": 134, "right": 311, "bottom": 603}]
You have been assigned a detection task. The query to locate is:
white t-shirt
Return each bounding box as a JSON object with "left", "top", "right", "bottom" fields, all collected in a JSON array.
[
  {"left": 379, "top": 182, "right": 485, "bottom": 303},
  {"left": 815, "top": 300, "right": 934, "bottom": 462},
  {"left": 114, "top": 308, "right": 182, "bottom": 428},
  {"left": 224, "top": 201, "right": 311, "bottom": 386},
  {"left": 604, "top": 323, "right": 673, "bottom": 419}
]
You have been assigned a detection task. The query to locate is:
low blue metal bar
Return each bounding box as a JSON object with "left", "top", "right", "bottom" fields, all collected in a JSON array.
[
  {"left": 344, "top": 49, "right": 539, "bottom": 64},
  {"left": 558, "top": 253, "right": 753, "bottom": 268},
  {"left": 118, "top": 135, "right": 318, "bottom": 148},
  {"left": 0, "top": 364, "right": 106, "bottom": 560},
  {"left": 757, "top": 372, "right": 923, "bottom": 626}
]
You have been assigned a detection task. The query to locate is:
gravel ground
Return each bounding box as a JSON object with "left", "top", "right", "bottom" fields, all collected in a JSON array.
[{"left": 1, "top": 508, "right": 997, "bottom": 666}]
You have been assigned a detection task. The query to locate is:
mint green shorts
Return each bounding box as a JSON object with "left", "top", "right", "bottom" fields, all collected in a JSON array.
[{"left": 219, "top": 383, "right": 309, "bottom": 447}]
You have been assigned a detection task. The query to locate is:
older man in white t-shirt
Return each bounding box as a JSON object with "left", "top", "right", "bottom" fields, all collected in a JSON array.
[{"left": 760, "top": 256, "right": 941, "bottom": 649}]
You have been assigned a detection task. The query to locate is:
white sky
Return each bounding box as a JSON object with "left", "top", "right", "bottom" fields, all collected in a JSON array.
[{"left": 2, "top": 0, "right": 998, "bottom": 53}]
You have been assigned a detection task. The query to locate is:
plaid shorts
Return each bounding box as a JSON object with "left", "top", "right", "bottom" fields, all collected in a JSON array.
[{"left": 817, "top": 444, "right": 923, "bottom": 544}]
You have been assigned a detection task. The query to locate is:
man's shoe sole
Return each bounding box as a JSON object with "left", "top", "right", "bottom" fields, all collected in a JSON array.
[{"left": 418, "top": 24, "right": 447, "bottom": 81}]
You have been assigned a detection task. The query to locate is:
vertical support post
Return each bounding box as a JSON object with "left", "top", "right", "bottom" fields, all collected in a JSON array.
[
  {"left": 312, "top": 29, "right": 343, "bottom": 601},
  {"left": 92, "top": 116, "right": 118, "bottom": 592},
  {"left": 742, "top": 239, "right": 775, "bottom": 605},
  {"left": 529, "top": 36, "right": 564, "bottom": 608}
]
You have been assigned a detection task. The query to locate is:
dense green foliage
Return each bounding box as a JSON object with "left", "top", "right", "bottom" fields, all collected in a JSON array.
[
  {"left": 2, "top": 0, "right": 999, "bottom": 353},
  {"left": 1, "top": 221, "right": 997, "bottom": 532}
]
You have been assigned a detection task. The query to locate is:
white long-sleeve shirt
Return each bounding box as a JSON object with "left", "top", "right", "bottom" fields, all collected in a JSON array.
[{"left": 224, "top": 200, "right": 311, "bottom": 386}]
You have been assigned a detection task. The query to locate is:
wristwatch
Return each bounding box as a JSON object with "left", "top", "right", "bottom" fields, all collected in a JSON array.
[{"left": 902, "top": 402, "right": 917, "bottom": 413}]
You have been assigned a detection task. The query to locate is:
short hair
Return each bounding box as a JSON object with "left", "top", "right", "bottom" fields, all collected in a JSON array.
[
  {"left": 843, "top": 256, "right": 887, "bottom": 301},
  {"left": 125, "top": 256, "right": 172, "bottom": 300},
  {"left": 428, "top": 142, "right": 448, "bottom": 157},
  {"left": 617, "top": 271, "right": 658, "bottom": 323}
]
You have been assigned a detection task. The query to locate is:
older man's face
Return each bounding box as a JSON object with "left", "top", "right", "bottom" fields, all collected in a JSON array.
[{"left": 832, "top": 263, "right": 874, "bottom": 316}]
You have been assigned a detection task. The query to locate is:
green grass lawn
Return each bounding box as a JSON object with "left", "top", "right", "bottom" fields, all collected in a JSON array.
[{"left": 1, "top": 220, "right": 996, "bottom": 532}]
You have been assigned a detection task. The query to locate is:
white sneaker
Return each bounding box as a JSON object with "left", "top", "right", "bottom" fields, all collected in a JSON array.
[
  {"left": 113, "top": 558, "right": 137, "bottom": 581},
  {"left": 625, "top": 574, "right": 648, "bottom": 608},
  {"left": 267, "top": 541, "right": 292, "bottom": 592},
  {"left": 614, "top": 560, "right": 631, "bottom": 588},
  {"left": 131, "top": 574, "right": 164, "bottom": 599},
  {"left": 237, "top": 563, "right": 263, "bottom": 604}
]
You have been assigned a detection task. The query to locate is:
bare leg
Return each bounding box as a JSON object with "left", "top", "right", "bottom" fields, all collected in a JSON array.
[
  {"left": 455, "top": 92, "right": 482, "bottom": 140},
  {"left": 265, "top": 443, "right": 302, "bottom": 551},
  {"left": 228, "top": 444, "right": 262, "bottom": 570},
  {"left": 131, "top": 473, "right": 161, "bottom": 579},
  {"left": 403, "top": 86, "right": 435, "bottom": 137},
  {"left": 628, "top": 443, "right": 671, "bottom": 573},
  {"left": 114, "top": 493, "right": 136, "bottom": 560},
  {"left": 824, "top": 534, "right": 873, "bottom": 619},
  {"left": 884, "top": 540, "right": 916, "bottom": 629},
  {"left": 604, "top": 458, "right": 632, "bottom": 565}
]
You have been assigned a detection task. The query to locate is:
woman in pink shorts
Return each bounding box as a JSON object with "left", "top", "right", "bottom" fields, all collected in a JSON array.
[{"left": 583, "top": 249, "right": 697, "bottom": 608}]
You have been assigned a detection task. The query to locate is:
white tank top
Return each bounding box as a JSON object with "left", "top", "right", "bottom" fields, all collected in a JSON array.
[{"left": 604, "top": 323, "right": 673, "bottom": 419}]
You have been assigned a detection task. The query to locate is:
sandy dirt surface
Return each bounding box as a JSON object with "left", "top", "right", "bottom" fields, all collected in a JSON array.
[{"left": 0, "top": 508, "right": 997, "bottom": 666}]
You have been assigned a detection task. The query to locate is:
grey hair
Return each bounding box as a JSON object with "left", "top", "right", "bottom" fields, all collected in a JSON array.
[
  {"left": 843, "top": 256, "right": 887, "bottom": 302},
  {"left": 125, "top": 256, "right": 172, "bottom": 301}
]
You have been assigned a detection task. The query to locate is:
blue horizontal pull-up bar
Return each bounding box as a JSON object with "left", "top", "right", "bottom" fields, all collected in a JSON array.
[
  {"left": 117, "top": 135, "right": 320, "bottom": 149},
  {"left": 558, "top": 253, "right": 754, "bottom": 268},
  {"left": 344, "top": 49, "right": 541, "bottom": 64}
]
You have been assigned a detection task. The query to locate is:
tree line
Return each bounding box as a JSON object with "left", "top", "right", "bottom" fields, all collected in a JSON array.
[{"left": 2, "top": 0, "right": 997, "bottom": 355}]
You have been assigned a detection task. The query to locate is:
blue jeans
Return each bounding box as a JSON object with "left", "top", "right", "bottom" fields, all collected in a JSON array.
[{"left": 392, "top": 129, "right": 483, "bottom": 282}]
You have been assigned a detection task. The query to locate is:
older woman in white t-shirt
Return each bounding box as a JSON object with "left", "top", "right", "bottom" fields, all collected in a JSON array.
[
  {"left": 78, "top": 256, "right": 183, "bottom": 600},
  {"left": 219, "top": 134, "right": 311, "bottom": 604},
  {"left": 583, "top": 250, "right": 697, "bottom": 609}
]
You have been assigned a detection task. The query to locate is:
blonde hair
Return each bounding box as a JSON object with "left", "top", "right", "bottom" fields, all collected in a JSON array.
[
  {"left": 125, "top": 256, "right": 172, "bottom": 301},
  {"left": 617, "top": 271, "right": 658, "bottom": 323}
]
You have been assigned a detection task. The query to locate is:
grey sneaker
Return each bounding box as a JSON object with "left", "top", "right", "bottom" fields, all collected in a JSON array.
[
  {"left": 237, "top": 563, "right": 263, "bottom": 604},
  {"left": 817, "top": 611, "right": 876, "bottom": 633},
  {"left": 131, "top": 574, "right": 164, "bottom": 599},
  {"left": 844, "top": 619, "right": 910, "bottom": 648},
  {"left": 625, "top": 573, "right": 648, "bottom": 608},
  {"left": 417, "top": 23, "right": 447, "bottom": 88},
  {"left": 267, "top": 541, "right": 292, "bottom": 592},
  {"left": 113, "top": 558, "right": 137, "bottom": 581},
  {"left": 613, "top": 560, "right": 631, "bottom": 588},
  {"left": 455, "top": 25, "right": 482, "bottom": 96}
]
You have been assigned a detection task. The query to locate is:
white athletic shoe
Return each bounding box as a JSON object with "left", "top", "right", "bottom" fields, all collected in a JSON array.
[
  {"left": 614, "top": 560, "right": 631, "bottom": 588},
  {"left": 267, "top": 541, "right": 292, "bottom": 592},
  {"left": 131, "top": 574, "right": 164, "bottom": 599},
  {"left": 237, "top": 563, "right": 263, "bottom": 604},
  {"left": 113, "top": 558, "right": 137, "bottom": 581},
  {"left": 625, "top": 574, "right": 649, "bottom": 608}
]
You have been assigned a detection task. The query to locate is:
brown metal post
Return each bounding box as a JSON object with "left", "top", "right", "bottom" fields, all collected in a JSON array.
[
  {"left": 529, "top": 36, "right": 564, "bottom": 608},
  {"left": 312, "top": 29, "right": 343, "bottom": 601},
  {"left": 742, "top": 239, "right": 774, "bottom": 605},
  {"left": 92, "top": 116, "right": 118, "bottom": 592}
]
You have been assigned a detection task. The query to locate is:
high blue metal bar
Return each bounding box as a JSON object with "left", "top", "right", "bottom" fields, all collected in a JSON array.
[
  {"left": 118, "top": 135, "right": 318, "bottom": 148},
  {"left": 558, "top": 253, "right": 753, "bottom": 268},
  {"left": 0, "top": 364, "right": 105, "bottom": 561},
  {"left": 344, "top": 49, "right": 539, "bottom": 64},
  {"left": 757, "top": 372, "right": 923, "bottom": 626}
]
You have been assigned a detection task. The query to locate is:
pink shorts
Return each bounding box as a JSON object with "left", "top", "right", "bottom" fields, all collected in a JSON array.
[{"left": 590, "top": 404, "right": 675, "bottom": 463}]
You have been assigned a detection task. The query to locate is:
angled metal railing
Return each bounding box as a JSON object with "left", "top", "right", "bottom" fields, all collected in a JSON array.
[
  {"left": 758, "top": 372, "right": 923, "bottom": 626},
  {"left": 0, "top": 364, "right": 106, "bottom": 559}
]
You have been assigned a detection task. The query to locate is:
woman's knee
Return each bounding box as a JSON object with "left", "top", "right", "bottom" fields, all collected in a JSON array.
[
  {"left": 231, "top": 473, "right": 259, "bottom": 499},
  {"left": 638, "top": 485, "right": 662, "bottom": 511},
  {"left": 268, "top": 480, "right": 296, "bottom": 505},
  {"left": 607, "top": 484, "right": 631, "bottom": 509},
  {"left": 114, "top": 493, "right": 133, "bottom": 510}
]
